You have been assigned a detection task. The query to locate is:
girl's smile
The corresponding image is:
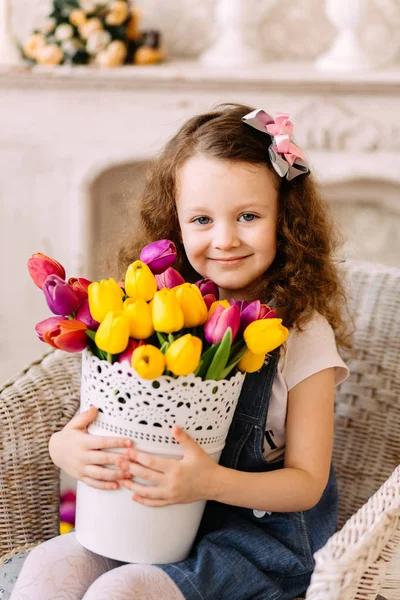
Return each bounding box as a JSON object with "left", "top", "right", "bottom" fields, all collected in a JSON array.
[{"left": 176, "top": 154, "right": 279, "bottom": 300}]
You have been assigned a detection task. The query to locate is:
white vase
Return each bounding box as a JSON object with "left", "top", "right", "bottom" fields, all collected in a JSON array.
[
  {"left": 75, "top": 349, "right": 245, "bottom": 564},
  {"left": 0, "top": 0, "right": 21, "bottom": 66},
  {"left": 315, "top": 0, "right": 374, "bottom": 72},
  {"left": 200, "top": 0, "right": 264, "bottom": 67}
]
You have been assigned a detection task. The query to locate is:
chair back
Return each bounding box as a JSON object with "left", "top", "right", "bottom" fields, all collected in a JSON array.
[{"left": 333, "top": 259, "right": 400, "bottom": 528}]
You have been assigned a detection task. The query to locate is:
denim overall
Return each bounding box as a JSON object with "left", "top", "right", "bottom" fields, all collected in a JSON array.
[{"left": 159, "top": 348, "right": 338, "bottom": 600}]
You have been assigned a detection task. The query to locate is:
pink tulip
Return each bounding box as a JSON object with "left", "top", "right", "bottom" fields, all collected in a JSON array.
[
  {"left": 75, "top": 299, "right": 99, "bottom": 331},
  {"left": 195, "top": 278, "right": 219, "bottom": 300},
  {"left": 204, "top": 304, "right": 240, "bottom": 344},
  {"left": 35, "top": 316, "right": 64, "bottom": 341},
  {"left": 118, "top": 338, "right": 139, "bottom": 363},
  {"left": 140, "top": 239, "right": 177, "bottom": 275},
  {"left": 36, "top": 317, "right": 88, "bottom": 352},
  {"left": 155, "top": 267, "right": 185, "bottom": 290},
  {"left": 27, "top": 252, "right": 66, "bottom": 289}
]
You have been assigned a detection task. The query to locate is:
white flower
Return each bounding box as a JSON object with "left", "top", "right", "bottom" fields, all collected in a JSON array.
[
  {"left": 79, "top": 0, "right": 97, "bottom": 12},
  {"left": 86, "top": 30, "right": 112, "bottom": 55},
  {"left": 41, "top": 17, "right": 57, "bottom": 35},
  {"left": 62, "top": 38, "right": 84, "bottom": 55},
  {"left": 54, "top": 23, "right": 74, "bottom": 42}
]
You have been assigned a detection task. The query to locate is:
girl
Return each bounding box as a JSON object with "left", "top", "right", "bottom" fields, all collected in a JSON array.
[{"left": 11, "top": 104, "right": 349, "bottom": 600}]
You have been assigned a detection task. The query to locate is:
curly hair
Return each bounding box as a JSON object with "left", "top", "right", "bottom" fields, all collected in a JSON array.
[{"left": 118, "top": 103, "right": 352, "bottom": 349}]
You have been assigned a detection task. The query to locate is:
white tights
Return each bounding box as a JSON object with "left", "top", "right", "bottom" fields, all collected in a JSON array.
[{"left": 9, "top": 532, "right": 185, "bottom": 600}]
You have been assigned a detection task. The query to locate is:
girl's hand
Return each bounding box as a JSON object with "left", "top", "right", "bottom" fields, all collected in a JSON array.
[
  {"left": 116, "top": 426, "right": 220, "bottom": 507},
  {"left": 49, "top": 406, "right": 133, "bottom": 490}
]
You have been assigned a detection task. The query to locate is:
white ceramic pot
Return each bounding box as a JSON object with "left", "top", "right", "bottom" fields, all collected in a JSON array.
[{"left": 75, "top": 349, "right": 245, "bottom": 564}]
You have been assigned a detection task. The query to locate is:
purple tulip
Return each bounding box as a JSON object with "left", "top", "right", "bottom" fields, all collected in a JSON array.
[
  {"left": 204, "top": 304, "right": 240, "bottom": 344},
  {"left": 75, "top": 299, "right": 100, "bottom": 331},
  {"left": 42, "top": 274, "right": 81, "bottom": 316},
  {"left": 155, "top": 267, "right": 185, "bottom": 290},
  {"left": 140, "top": 239, "right": 177, "bottom": 275},
  {"left": 230, "top": 300, "right": 277, "bottom": 334},
  {"left": 239, "top": 300, "right": 261, "bottom": 334},
  {"left": 195, "top": 278, "right": 219, "bottom": 300}
]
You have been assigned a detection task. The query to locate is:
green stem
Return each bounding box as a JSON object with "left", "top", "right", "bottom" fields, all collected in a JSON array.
[{"left": 106, "top": 352, "right": 113, "bottom": 364}]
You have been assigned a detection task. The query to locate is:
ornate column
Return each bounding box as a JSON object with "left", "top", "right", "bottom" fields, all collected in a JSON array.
[
  {"left": 200, "top": 0, "right": 266, "bottom": 67},
  {"left": 315, "top": 0, "right": 374, "bottom": 72},
  {"left": 0, "top": 0, "right": 21, "bottom": 66}
]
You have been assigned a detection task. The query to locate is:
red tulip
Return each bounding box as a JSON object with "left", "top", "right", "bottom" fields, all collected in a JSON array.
[
  {"left": 36, "top": 317, "right": 88, "bottom": 352},
  {"left": 203, "top": 293, "right": 217, "bottom": 310},
  {"left": 27, "top": 252, "right": 65, "bottom": 289},
  {"left": 204, "top": 304, "right": 240, "bottom": 344},
  {"left": 68, "top": 277, "right": 92, "bottom": 303}
]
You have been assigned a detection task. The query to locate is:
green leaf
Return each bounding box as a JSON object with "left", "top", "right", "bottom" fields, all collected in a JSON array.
[
  {"left": 205, "top": 328, "right": 232, "bottom": 381},
  {"left": 160, "top": 341, "right": 169, "bottom": 355},
  {"left": 156, "top": 332, "right": 167, "bottom": 346},
  {"left": 195, "top": 343, "right": 220, "bottom": 378},
  {"left": 219, "top": 344, "right": 247, "bottom": 379}
]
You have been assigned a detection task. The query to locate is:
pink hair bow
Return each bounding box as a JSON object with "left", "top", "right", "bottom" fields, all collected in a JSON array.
[{"left": 242, "top": 109, "right": 309, "bottom": 181}]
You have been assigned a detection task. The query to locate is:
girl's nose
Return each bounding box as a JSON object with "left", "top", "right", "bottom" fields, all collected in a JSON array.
[{"left": 211, "top": 224, "right": 240, "bottom": 250}]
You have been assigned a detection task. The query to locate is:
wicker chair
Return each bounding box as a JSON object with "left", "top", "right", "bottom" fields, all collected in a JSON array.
[{"left": 0, "top": 259, "right": 399, "bottom": 599}]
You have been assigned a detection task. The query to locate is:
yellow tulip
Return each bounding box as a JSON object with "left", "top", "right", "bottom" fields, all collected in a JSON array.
[
  {"left": 174, "top": 283, "right": 208, "bottom": 327},
  {"left": 131, "top": 344, "right": 165, "bottom": 379},
  {"left": 165, "top": 334, "right": 202, "bottom": 376},
  {"left": 207, "top": 300, "right": 230, "bottom": 321},
  {"left": 95, "top": 310, "right": 130, "bottom": 354},
  {"left": 243, "top": 318, "right": 289, "bottom": 355},
  {"left": 88, "top": 279, "right": 124, "bottom": 323},
  {"left": 123, "top": 297, "right": 154, "bottom": 339},
  {"left": 237, "top": 349, "right": 265, "bottom": 373},
  {"left": 124, "top": 260, "right": 157, "bottom": 301},
  {"left": 152, "top": 288, "right": 184, "bottom": 333}
]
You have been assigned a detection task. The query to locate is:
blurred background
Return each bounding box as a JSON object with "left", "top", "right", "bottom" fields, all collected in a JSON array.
[{"left": 1, "top": 0, "right": 399, "bottom": 382}]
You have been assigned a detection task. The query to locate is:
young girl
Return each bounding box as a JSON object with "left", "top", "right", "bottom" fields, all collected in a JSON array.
[{"left": 11, "top": 104, "right": 349, "bottom": 600}]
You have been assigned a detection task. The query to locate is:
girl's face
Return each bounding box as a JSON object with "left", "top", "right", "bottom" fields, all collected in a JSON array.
[{"left": 176, "top": 154, "right": 279, "bottom": 301}]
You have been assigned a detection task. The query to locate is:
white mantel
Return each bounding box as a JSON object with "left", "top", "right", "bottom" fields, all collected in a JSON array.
[{"left": 1, "top": 60, "right": 399, "bottom": 382}]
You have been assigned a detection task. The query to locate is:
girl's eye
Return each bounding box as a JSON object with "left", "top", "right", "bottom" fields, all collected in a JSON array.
[
  {"left": 239, "top": 213, "right": 257, "bottom": 222},
  {"left": 193, "top": 216, "right": 211, "bottom": 225}
]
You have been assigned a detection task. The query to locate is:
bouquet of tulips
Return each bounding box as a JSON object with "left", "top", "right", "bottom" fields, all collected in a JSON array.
[{"left": 28, "top": 240, "right": 289, "bottom": 382}]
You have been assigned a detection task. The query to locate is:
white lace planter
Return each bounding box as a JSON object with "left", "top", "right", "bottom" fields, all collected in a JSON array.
[{"left": 75, "top": 348, "right": 245, "bottom": 564}]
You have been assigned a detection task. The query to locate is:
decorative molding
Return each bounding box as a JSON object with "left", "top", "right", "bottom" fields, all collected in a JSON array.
[{"left": 293, "top": 101, "right": 400, "bottom": 152}]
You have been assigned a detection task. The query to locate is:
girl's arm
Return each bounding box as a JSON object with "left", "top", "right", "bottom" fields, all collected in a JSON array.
[
  {"left": 117, "top": 367, "right": 335, "bottom": 512},
  {"left": 209, "top": 367, "right": 335, "bottom": 512}
]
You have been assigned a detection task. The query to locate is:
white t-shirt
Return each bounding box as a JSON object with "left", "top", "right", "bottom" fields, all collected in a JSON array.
[{"left": 263, "top": 312, "right": 349, "bottom": 462}]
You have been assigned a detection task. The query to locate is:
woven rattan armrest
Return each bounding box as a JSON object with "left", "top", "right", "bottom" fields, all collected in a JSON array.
[
  {"left": 0, "top": 350, "right": 81, "bottom": 556},
  {"left": 305, "top": 465, "right": 400, "bottom": 600}
]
